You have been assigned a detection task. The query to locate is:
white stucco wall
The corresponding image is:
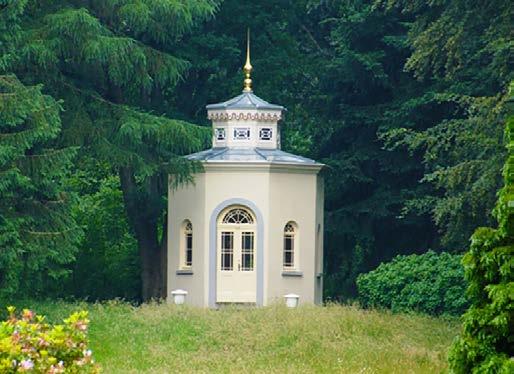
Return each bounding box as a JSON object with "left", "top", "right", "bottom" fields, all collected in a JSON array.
[
  {"left": 267, "top": 169, "right": 322, "bottom": 305},
  {"left": 167, "top": 173, "right": 207, "bottom": 307},
  {"left": 315, "top": 176, "right": 325, "bottom": 304},
  {"left": 167, "top": 163, "right": 323, "bottom": 307}
]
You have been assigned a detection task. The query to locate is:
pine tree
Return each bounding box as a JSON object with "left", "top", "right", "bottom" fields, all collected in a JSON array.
[{"left": 3, "top": 0, "right": 218, "bottom": 299}]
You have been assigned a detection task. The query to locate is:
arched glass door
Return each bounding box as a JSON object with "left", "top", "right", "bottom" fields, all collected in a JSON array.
[{"left": 217, "top": 206, "right": 256, "bottom": 303}]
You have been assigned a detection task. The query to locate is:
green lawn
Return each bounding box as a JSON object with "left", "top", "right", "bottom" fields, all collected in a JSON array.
[{"left": 3, "top": 301, "right": 460, "bottom": 373}]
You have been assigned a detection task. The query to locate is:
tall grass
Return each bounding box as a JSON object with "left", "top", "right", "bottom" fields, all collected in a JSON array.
[{"left": 2, "top": 301, "right": 459, "bottom": 373}]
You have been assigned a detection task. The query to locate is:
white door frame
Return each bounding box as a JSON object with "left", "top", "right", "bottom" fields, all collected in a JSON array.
[
  {"left": 216, "top": 206, "right": 257, "bottom": 303},
  {"left": 208, "top": 199, "right": 264, "bottom": 307}
]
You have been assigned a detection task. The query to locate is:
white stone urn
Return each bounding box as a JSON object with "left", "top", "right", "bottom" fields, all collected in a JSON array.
[
  {"left": 171, "top": 289, "right": 188, "bottom": 305},
  {"left": 284, "top": 293, "right": 300, "bottom": 308}
]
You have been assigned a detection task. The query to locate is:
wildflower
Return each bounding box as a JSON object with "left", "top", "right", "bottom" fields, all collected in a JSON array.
[
  {"left": 3, "top": 309, "right": 96, "bottom": 372},
  {"left": 38, "top": 338, "right": 49, "bottom": 347},
  {"left": 21, "top": 343, "right": 34, "bottom": 353},
  {"left": 19, "top": 359, "right": 34, "bottom": 371},
  {"left": 11, "top": 330, "right": 20, "bottom": 343},
  {"left": 22, "top": 309, "right": 34, "bottom": 321},
  {"left": 75, "top": 321, "right": 87, "bottom": 331},
  {"left": 48, "top": 361, "right": 65, "bottom": 374}
]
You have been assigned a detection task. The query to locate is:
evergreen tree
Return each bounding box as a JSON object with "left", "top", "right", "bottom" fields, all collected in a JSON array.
[
  {"left": 3, "top": 0, "right": 217, "bottom": 299},
  {"left": 448, "top": 82, "right": 514, "bottom": 373},
  {"left": 305, "top": 1, "right": 440, "bottom": 297},
  {"left": 0, "top": 74, "right": 80, "bottom": 298},
  {"left": 0, "top": 0, "right": 80, "bottom": 298},
  {"left": 376, "top": 0, "right": 513, "bottom": 249},
  {"left": 2, "top": 0, "right": 510, "bottom": 302}
]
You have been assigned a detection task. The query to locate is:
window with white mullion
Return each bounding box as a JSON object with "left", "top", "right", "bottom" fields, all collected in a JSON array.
[
  {"left": 283, "top": 222, "right": 297, "bottom": 269},
  {"left": 221, "top": 231, "right": 234, "bottom": 271},
  {"left": 185, "top": 233, "right": 192, "bottom": 267},
  {"left": 182, "top": 220, "right": 193, "bottom": 268},
  {"left": 241, "top": 232, "right": 254, "bottom": 271},
  {"left": 222, "top": 208, "right": 254, "bottom": 224}
]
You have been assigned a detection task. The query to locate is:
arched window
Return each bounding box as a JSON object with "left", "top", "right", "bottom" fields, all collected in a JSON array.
[
  {"left": 182, "top": 220, "right": 193, "bottom": 268},
  {"left": 222, "top": 208, "right": 254, "bottom": 224},
  {"left": 283, "top": 222, "right": 297, "bottom": 269}
]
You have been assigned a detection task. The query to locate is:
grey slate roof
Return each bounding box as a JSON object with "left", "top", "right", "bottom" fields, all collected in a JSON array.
[
  {"left": 186, "top": 147, "right": 323, "bottom": 166},
  {"left": 206, "top": 91, "right": 284, "bottom": 111}
]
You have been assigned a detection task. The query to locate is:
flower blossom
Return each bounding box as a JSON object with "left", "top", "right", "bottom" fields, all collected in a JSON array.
[{"left": 19, "top": 359, "right": 34, "bottom": 371}]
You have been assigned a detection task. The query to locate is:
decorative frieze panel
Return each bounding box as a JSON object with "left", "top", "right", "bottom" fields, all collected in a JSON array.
[{"left": 208, "top": 111, "right": 282, "bottom": 122}]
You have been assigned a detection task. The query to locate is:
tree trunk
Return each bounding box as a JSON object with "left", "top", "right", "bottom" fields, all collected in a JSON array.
[
  {"left": 108, "top": 82, "right": 167, "bottom": 301},
  {"left": 119, "top": 167, "right": 166, "bottom": 301},
  {"left": 138, "top": 224, "right": 163, "bottom": 300},
  {"left": 160, "top": 212, "right": 168, "bottom": 298}
]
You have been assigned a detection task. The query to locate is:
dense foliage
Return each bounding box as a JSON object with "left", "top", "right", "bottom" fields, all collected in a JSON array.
[
  {"left": 357, "top": 251, "right": 468, "bottom": 316},
  {"left": 0, "top": 0, "right": 512, "bottom": 308},
  {"left": 376, "top": 0, "right": 511, "bottom": 250},
  {"left": 448, "top": 84, "right": 514, "bottom": 373},
  {"left": 174, "top": 0, "right": 441, "bottom": 299},
  {"left": 0, "top": 307, "right": 98, "bottom": 373},
  {"left": 65, "top": 169, "right": 140, "bottom": 300},
  {"left": 1, "top": 0, "right": 215, "bottom": 300},
  {"left": 172, "top": 0, "right": 512, "bottom": 299},
  {"left": 0, "top": 75, "right": 80, "bottom": 299}
]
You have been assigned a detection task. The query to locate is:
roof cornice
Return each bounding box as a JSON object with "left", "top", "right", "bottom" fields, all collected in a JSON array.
[{"left": 202, "top": 162, "right": 323, "bottom": 174}]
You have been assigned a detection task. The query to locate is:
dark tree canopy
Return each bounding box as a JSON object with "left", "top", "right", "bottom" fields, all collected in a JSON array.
[
  {"left": 0, "top": 0, "right": 512, "bottom": 316},
  {"left": 2, "top": 0, "right": 217, "bottom": 300}
]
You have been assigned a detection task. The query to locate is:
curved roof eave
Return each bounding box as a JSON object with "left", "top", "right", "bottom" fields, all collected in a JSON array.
[{"left": 185, "top": 147, "right": 324, "bottom": 168}]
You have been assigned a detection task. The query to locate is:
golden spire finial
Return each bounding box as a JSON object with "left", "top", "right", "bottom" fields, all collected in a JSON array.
[{"left": 243, "top": 28, "right": 253, "bottom": 92}]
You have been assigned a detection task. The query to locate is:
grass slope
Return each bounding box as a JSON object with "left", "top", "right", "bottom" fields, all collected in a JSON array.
[{"left": 3, "top": 301, "right": 459, "bottom": 373}]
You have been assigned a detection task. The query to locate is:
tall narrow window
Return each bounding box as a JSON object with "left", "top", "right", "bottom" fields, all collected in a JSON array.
[
  {"left": 183, "top": 220, "right": 193, "bottom": 268},
  {"left": 241, "top": 231, "right": 254, "bottom": 271},
  {"left": 283, "top": 222, "right": 297, "bottom": 269},
  {"left": 221, "top": 231, "right": 234, "bottom": 271}
]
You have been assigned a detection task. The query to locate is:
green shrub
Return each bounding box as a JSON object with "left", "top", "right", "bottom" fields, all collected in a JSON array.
[
  {"left": 357, "top": 251, "right": 468, "bottom": 315},
  {"left": 0, "top": 307, "right": 99, "bottom": 373}
]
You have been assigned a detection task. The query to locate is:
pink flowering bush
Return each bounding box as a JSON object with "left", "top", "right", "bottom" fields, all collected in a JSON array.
[{"left": 0, "top": 307, "right": 100, "bottom": 373}]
